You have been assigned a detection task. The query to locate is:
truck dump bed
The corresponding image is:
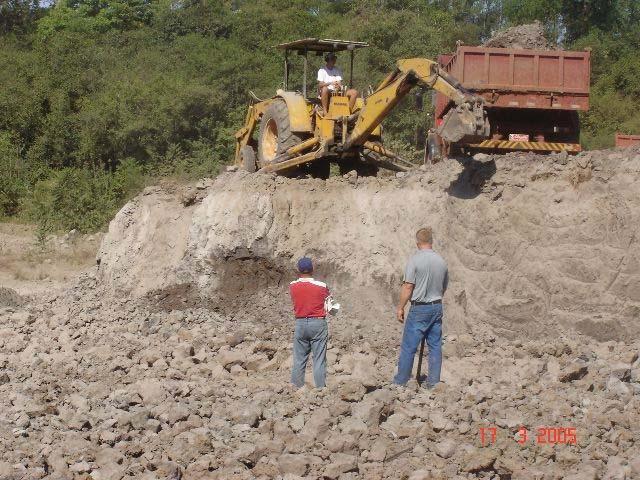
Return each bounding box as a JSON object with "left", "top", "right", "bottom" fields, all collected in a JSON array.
[
  {"left": 615, "top": 133, "right": 640, "bottom": 148},
  {"left": 434, "top": 46, "right": 591, "bottom": 154}
]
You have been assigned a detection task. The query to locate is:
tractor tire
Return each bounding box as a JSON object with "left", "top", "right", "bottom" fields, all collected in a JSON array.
[
  {"left": 240, "top": 145, "right": 257, "bottom": 172},
  {"left": 258, "top": 99, "right": 302, "bottom": 167}
]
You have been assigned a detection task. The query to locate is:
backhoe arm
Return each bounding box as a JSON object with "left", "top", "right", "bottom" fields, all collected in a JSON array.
[{"left": 345, "top": 58, "right": 489, "bottom": 149}]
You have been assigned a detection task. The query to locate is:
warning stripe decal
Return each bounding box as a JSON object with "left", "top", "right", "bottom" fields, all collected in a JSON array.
[{"left": 468, "top": 140, "right": 581, "bottom": 152}]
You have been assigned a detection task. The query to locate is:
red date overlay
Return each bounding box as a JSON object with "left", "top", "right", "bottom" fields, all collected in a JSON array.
[{"left": 479, "top": 426, "right": 577, "bottom": 446}]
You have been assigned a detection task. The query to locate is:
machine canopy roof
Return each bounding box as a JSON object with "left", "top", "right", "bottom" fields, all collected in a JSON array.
[{"left": 276, "top": 38, "right": 369, "bottom": 53}]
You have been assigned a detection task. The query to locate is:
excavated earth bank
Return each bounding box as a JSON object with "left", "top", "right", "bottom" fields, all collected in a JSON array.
[
  {"left": 100, "top": 148, "right": 640, "bottom": 342},
  {"left": 0, "top": 147, "right": 639, "bottom": 480}
]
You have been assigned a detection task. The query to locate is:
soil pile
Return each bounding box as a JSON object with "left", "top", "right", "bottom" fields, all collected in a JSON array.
[
  {"left": 1, "top": 147, "right": 640, "bottom": 479},
  {"left": 99, "top": 147, "right": 640, "bottom": 341},
  {"left": 483, "top": 21, "right": 552, "bottom": 50}
]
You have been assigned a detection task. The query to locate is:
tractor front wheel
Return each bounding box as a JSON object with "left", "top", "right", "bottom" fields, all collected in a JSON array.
[
  {"left": 240, "top": 145, "right": 257, "bottom": 172},
  {"left": 258, "top": 99, "right": 302, "bottom": 167}
]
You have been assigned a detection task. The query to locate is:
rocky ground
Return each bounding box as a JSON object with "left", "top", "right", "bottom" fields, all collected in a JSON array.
[
  {"left": 1, "top": 272, "right": 639, "bottom": 479},
  {"left": 1, "top": 147, "right": 640, "bottom": 479}
]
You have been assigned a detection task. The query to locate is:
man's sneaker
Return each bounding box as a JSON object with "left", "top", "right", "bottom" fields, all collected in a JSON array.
[
  {"left": 294, "top": 385, "right": 309, "bottom": 397},
  {"left": 422, "top": 382, "right": 445, "bottom": 392},
  {"left": 389, "top": 382, "right": 407, "bottom": 391}
]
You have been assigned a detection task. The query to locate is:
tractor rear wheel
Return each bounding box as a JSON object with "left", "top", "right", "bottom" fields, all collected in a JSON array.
[
  {"left": 258, "top": 99, "right": 302, "bottom": 167},
  {"left": 240, "top": 145, "right": 257, "bottom": 172}
]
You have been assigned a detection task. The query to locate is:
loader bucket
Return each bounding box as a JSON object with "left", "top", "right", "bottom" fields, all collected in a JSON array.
[{"left": 437, "top": 102, "right": 489, "bottom": 143}]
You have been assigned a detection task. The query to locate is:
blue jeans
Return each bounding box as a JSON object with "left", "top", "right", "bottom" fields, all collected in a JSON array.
[
  {"left": 393, "top": 303, "right": 443, "bottom": 387},
  {"left": 291, "top": 318, "right": 328, "bottom": 388}
]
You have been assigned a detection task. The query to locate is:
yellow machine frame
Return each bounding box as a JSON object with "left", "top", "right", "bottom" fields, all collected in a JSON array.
[{"left": 234, "top": 39, "right": 489, "bottom": 176}]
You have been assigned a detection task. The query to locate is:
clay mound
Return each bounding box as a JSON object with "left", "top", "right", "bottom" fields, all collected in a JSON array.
[
  {"left": 484, "top": 21, "right": 552, "bottom": 50},
  {"left": 97, "top": 147, "right": 640, "bottom": 341}
]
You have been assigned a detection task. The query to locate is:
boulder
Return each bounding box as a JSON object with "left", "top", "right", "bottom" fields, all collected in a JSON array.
[
  {"left": 434, "top": 438, "right": 457, "bottom": 459},
  {"left": 462, "top": 449, "right": 498, "bottom": 473},
  {"left": 323, "top": 453, "right": 358, "bottom": 479},
  {"left": 558, "top": 361, "right": 588, "bottom": 382},
  {"left": 300, "top": 407, "right": 331, "bottom": 441},
  {"left": 135, "top": 379, "right": 167, "bottom": 406},
  {"left": 277, "top": 454, "right": 309, "bottom": 476},
  {"left": 229, "top": 403, "right": 262, "bottom": 427}
]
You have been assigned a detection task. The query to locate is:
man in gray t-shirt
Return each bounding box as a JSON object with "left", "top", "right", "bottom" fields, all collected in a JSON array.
[
  {"left": 393, "top": 227, "right": 448, "bottom": 388},
  {"left": 404, "top": 249, "right": 448, "bottom": 303}
]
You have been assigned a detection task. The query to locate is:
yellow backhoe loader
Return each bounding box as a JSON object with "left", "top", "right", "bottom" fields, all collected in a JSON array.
[{"left": 234, "top": 38, "right": 489, "bottom": 177}]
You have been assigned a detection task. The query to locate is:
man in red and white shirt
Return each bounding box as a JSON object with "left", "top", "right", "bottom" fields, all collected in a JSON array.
[{"left": 289, "top": 257, "right": 330, "bottom": 389}]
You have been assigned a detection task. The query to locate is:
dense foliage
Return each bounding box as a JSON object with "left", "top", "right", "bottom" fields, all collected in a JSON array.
[{"left": 1, "top": 0, "right": 639, "bottom": 232}]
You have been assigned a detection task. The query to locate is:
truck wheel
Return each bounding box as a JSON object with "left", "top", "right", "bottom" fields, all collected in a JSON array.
[
  {"left": 240, "top": 145, "right": 257, "bottom": 172},
  {"left": 258, "top": 99, "right": 302, "bottom": 166},
  {"left": 425, "top": 132, "right": 442, "bottom": 164}
]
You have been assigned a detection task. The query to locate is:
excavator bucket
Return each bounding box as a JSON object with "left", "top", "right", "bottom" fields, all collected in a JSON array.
[{"left": 437, "top": 102, "right": 489, "bottom": 143}]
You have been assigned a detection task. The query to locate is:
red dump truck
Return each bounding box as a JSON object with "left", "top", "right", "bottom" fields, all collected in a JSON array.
[{"left": 427, "top": 45, "right": 591, "bottom": 160}]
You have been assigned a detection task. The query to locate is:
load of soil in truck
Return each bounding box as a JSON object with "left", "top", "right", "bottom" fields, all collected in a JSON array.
[{"left": 426, "top": 23, "right": 589, "bottom": 162}]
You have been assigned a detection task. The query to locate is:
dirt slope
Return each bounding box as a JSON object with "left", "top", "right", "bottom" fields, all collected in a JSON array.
[
  {"left": 98, "top": 148, "right": 640, "bottom": 341},
  {"left": 2, "top": 148, "right": 640, "bottom": 480}
]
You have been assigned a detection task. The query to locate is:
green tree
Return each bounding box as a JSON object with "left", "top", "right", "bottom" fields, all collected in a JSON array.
[
  {"left": 0, "top": 0, "right": 639, "bottom": 230},
  {"left": 0, "top": 131, "right": 26, "bottom": 216},
  {"left": 0, "top": 0, "right": 41, "bottom": 34}
]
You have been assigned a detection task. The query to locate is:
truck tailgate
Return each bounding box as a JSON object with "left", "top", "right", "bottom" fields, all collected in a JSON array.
[{"left": 439, "top": 46, "right": 590, "bottom": 111}]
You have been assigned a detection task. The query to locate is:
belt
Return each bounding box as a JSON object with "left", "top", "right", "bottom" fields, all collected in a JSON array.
[
  {"left": 295, "top": 316, "right": 326, "bottom": 320},
  {"left": 411, "top": 299, "right": 442, "bottom": 306}
]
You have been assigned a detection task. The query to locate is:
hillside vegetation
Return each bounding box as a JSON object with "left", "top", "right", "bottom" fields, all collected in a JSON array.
[{"left": 1, "top": 0, "right": 639, "bottom": 233}]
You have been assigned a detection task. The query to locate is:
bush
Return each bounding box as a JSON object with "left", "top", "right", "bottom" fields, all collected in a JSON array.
[
  {"left": 1, "top": 0, "right": 639, "bottom": 233},
  {"left": 112, "top": 157, "right": 146, "bottom": 199},
  {"left": 0, "top": 176, "right": 26, "bottom": 217},
  {"left": 25, "top": 165, "right": 141, "bottom": 234},
  {"left": 0, "top": 131, "right": 27, "bottom": 216}
]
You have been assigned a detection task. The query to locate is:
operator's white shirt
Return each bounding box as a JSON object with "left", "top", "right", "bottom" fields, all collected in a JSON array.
[{"left": 318, "top": 66, "right": 343, "bottom": 91}]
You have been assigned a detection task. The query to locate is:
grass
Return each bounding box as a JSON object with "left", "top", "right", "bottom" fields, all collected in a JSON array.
[{"left": 0, "top": 221, "right": 100, "bottom": 284}]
